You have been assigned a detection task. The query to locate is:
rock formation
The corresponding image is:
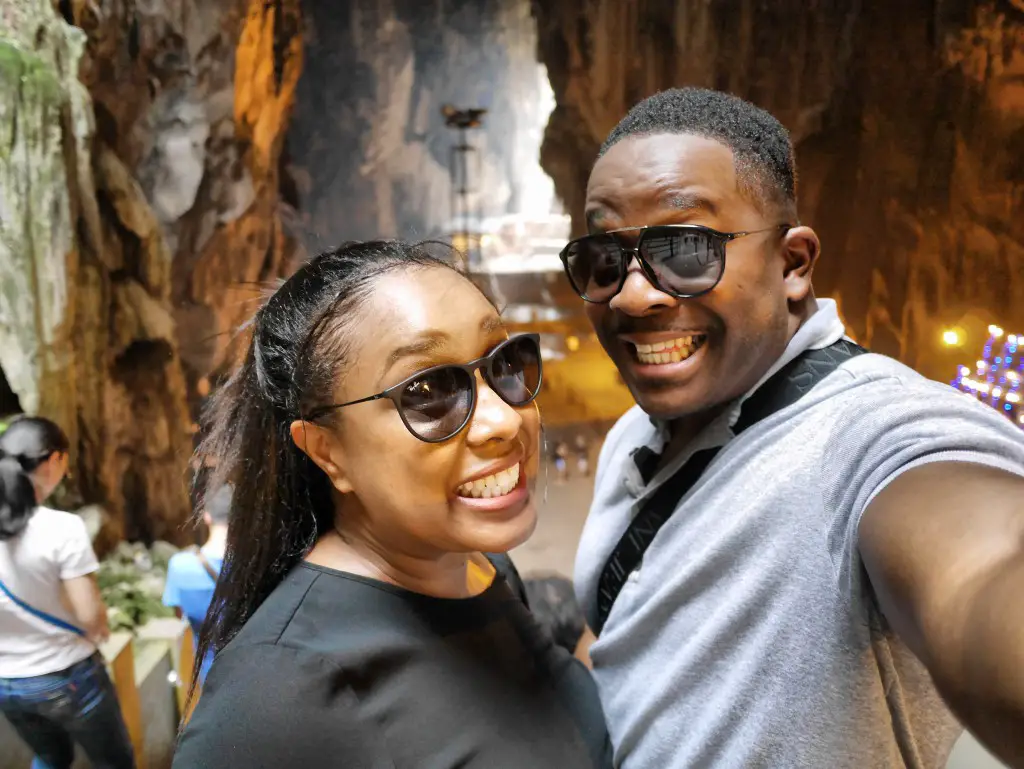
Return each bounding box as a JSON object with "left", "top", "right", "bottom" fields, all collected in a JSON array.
[
  {"left": 0, "top": 0, "right": 301, "bottom": 547},
  {"left": 532, "top": 0, "right": 1024, "bottom": 379}
]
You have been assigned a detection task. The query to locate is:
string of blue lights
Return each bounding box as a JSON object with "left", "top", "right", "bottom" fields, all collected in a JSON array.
[{"left": 951, "top": 325, "right": 1024, "bottom": 428}]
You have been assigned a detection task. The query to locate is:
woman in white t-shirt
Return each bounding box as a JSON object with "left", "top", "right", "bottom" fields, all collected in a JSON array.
[{"left": 0, "top": 416, "right": 135, "bottom": 769}]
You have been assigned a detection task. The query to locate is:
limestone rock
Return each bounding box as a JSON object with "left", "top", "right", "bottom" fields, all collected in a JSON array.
[
  {"left": 531, "top": 0, "right": 1024, "bottom": 380},
  {"left": 0, "top": 0, "right": 303, "bottom": 549}
]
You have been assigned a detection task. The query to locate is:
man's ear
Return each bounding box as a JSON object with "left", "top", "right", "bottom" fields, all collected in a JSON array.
[
  {"left": 289, "top": 420, "right": 353, "bottom": 494},
  {"left": 780, "top": 225, "right": 820, "bottom": 303}
]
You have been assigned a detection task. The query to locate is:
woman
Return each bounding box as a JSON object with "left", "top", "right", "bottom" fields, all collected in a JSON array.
[
  {"left": 0, "top": 416, "right": 135, "bottom": 769},
  {"left": 174, "top": 241, "right": 611, "bottom": 768}
]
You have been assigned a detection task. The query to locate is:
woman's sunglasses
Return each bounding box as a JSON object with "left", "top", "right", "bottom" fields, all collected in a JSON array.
[
  {"left": 304, "top": 334, "right": 542, "bottom": 443},
  {"left": 560, "top": 223, "right": 792, "bottom": 303}
]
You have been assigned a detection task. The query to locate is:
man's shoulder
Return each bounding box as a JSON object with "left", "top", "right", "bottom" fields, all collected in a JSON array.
[
  {"left": 829, "top": 351, "right": 1012, "bottom": 419},
  {"left": 815, "top": 351, "right": 1024, "bottom": 472}
]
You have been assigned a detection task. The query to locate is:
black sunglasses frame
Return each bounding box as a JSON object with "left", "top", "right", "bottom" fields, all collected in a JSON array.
[
  {"left": 303, "top": 333, "right": 543, "bottom": 443},
  {"left": 560, "top": 223, "right": 792, "bottom": 304}
]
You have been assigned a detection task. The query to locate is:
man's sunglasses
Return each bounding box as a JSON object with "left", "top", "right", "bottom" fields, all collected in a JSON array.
[
  {"left": 560, "top": 223, "right": 792, "bottom": 303},
  {"left": 303, "top": 334, "right": 542, "bottom": 443}
]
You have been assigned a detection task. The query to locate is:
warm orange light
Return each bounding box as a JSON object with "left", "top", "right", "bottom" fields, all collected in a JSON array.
[
  {"left": 566, "top": 335, "right": 580, "bottom": 352},
  {"left": 942, "top": 329, "right": 961, "bottom": 346}
]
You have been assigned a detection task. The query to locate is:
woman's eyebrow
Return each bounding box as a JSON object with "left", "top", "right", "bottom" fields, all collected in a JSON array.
[
  {"left": 379, "top": 316, "right": 506, "bottom": 381},
  {"left": 380, "top": 331, "right": 450, "bottom": 381}
]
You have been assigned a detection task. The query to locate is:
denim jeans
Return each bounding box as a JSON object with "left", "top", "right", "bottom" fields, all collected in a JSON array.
[{"left": 0, "top": 653, "right": 135, "bottom": 769}]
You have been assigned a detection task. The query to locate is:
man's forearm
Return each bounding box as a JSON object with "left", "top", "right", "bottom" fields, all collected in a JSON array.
[{"left": 929, "top": 552, "right": 1024, "bottom": 766}]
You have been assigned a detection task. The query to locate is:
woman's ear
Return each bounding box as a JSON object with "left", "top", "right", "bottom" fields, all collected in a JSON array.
[
  {"left": 47, "top": 451, "right": 69, "bottom": 485},
  {"left": 289, "top": 420, "right": 353, "bottom": 494}
]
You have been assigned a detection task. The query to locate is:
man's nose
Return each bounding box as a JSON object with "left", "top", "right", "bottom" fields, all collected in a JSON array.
[{"left": 608, "top": 256, "right": 679, "bottom": 317}]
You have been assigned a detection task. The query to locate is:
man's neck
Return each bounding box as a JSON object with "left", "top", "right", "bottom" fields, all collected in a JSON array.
[
  {"left": 660, "top": 298, "right": 824, "bottom": 467},
  {"left": 658, "top": 406, "right": 726, "bottom": 473}
]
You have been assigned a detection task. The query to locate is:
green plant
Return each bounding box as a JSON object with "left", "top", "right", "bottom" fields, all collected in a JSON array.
[{"left": 98, "top": 542, "right": 177, "bottom": 633}]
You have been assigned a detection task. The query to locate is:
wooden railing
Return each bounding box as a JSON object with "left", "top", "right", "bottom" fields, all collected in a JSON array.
[{"left": 99, "top": 619, "right": 197, "bottom": 769}]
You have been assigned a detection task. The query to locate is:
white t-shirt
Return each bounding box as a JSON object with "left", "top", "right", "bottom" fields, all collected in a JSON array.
[{"left": 0, "top": 506, "right": 99, "bottom": 678}]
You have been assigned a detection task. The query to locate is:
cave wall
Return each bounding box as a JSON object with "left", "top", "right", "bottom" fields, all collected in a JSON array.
[
  {"left": 286, "top": 0, "right": 556, "bottom": 250},
  {"left": 0, "top": 0, "right": 301, "bottom": 546},
  {"left": 532, "top": 0, "right": 1024, "bottom": 379}
]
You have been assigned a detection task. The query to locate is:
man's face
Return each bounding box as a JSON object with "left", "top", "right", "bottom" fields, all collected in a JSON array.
[{"left": 582, "top": 133, "right": 815, "bottom": 421}]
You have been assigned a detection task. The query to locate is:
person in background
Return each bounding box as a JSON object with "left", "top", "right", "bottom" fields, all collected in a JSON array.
[
  {"left": 162, "top": 484, "right": 232, "bottom": 684},
  {"left": 553, "top": 440, "right": 570, "bottom": 483},
  {"left": 523, "top": 574, "right": 586, "bottom": 655},
  {"left": 574, "top": 435, "right": 591, "bottom": 478},
  {"left": 0, "top": 416, "right": 135, "bottom": 769}
]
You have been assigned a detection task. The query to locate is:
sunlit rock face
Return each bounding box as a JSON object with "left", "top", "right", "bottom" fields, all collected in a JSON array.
[
  {"left": 0, "top": 0, "right": 302, "bottom": 546},
  {"left": 286, "top": 0, "right": 558, "bottom": 249},
  {"left": 532, "top": 0, "right": 1024, "bottom": 379}
]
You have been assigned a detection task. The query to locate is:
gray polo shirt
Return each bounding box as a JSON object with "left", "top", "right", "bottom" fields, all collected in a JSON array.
[{"left": 576, "top": 300, "right": 1024, "bottom": 768}]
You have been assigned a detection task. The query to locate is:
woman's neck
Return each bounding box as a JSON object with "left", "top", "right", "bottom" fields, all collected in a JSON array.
[{"left": 305, "top": 527, "right": 491, "bottom": 600}]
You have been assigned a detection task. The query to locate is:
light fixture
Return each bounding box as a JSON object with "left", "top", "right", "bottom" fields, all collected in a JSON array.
[{"left": 942, "top": 329, "right": 961, "bottom": 346}]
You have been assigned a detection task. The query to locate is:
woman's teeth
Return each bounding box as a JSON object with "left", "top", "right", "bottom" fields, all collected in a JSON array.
[
  {"left": 634, "top": 335, "right": 706, "bottom": 365},
  {"left": 457, "top": 464, "right": 520, "bottom": 499}
]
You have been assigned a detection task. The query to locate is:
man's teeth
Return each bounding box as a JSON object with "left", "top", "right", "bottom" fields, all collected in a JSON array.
[
  {"left": 634, "top": 335, "right": 706, "bottom": 365},
  {"left": 457, "top": 464, "right": 520, "bottom": 499}
]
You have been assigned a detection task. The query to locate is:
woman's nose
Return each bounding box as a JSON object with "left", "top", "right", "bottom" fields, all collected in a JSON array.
[{"left": 465, "top": 372, "right": 523, "bottom": 445}]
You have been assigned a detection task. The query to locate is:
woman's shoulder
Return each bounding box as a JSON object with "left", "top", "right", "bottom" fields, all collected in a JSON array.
[
  {"left": 174, "top": 643, "right": 392, "bottom": 769},
  {"left": 26, "top": 506, "right": 86, "bottom": 532},
  {"left": 227, "top": 563, "right": 411, "bottom": 653},
  {"left": 16, "top": 507, "right": 91, "bottom": 555}
]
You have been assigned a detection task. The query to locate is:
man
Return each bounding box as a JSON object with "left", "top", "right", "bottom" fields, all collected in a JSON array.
[
  {"left": 566, "top": 88, "right": 1024, "bottom": 768},
  {"left": 162, "top": 485, "right": 231, "bottom": 683}
]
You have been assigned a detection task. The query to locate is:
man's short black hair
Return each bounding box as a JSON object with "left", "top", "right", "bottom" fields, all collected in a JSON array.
[{"left": 599, "top": 88, "right": 797, "bottom": 216}]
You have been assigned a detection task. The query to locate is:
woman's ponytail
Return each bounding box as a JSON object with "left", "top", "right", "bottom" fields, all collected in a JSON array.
[{"left": 0, "top": 417, "right": 70, "bottom": 540}]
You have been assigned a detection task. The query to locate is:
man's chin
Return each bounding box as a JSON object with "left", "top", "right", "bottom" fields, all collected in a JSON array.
[{"left": 626, "top": 379, "right": 721, "bottom": 423}]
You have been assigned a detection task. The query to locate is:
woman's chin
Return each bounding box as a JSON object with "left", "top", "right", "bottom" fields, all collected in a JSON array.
[{"left": 458, "top": 498, "right": 538, "bottom": 554}]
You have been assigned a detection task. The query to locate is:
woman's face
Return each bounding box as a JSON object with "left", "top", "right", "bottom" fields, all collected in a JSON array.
[{"left": 300, "top": 267, "right": 542, "bottom": 557}]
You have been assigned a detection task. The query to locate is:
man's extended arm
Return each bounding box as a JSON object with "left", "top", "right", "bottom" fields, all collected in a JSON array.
[{"left": 860, "top": 461, "right": 1024, "bottom": 767}]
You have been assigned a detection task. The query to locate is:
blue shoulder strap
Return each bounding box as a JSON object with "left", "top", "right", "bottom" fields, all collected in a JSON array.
[{"left": 0, "top": 575, "right": 87, "bottom": 637}]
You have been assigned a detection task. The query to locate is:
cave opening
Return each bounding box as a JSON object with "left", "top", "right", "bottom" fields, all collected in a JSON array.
[{"left": 284, "top": 0, "right": 566, "bottom": 266}]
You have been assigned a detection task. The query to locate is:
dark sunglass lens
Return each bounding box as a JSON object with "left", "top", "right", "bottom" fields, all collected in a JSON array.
[
  {"left": 640, "top": 229, "right": 725, "bottom": 295},
  {"left": 399, "top": 367, "right": 473, "bottom": 441},
  {"left": 489, "top": 337, "right": 542, "bottom": 406},
  {"left": 563, "top": 236, "right": 623, "bottom": 301}
]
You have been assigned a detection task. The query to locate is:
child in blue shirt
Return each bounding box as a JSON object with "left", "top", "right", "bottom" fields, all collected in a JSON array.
[{"left": 162, "top": 485, "right": 231, "bottom": 683}]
